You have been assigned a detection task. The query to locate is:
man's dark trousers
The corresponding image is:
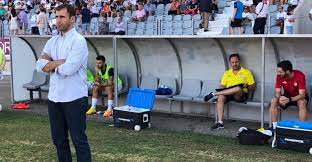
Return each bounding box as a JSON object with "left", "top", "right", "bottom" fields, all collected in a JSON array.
[
  {"left": 48, "top": 97, "right": 91, "bottom": 162},
  {"left": 253, "top": 17, "right": 267, "bottom": 34}
]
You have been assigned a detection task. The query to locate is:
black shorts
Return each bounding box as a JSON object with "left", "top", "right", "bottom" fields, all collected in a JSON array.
[
  {"left": 215, "top": 84, "right": 248, "bottom": 103},
  {"left": 230, "top": 19, "right": 243, "bottom": 27},
  {"left": 226, "top": 92, "right": 248, "bottom": 103},
  {"left": 280, "top": 95, "right": 310, "bottom": 110}
]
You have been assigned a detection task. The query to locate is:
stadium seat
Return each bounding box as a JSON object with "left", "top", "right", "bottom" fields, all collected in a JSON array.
[
  {"left": 194, "top": 20, "right": 201, "bottom": 29},
  {"left": 173, "top": 28, "right": 182, "bottom": 35},
  {"left": 162, "top": 21, "right": 173, "bottom": 28},
  {"left": 156, "top": 4, "right": 164, "bottom": 10},
  {"left": 164, "top": 15, "right": 173, "bottom": 21},
  {"left": 147, "top": 16, "right": 155, "bottom": 22},
  {"left": 135, "top": 29, "right": 144, "bottom": 35},
  {"left": 163, "top": 28, "right": 173, "bottom": 35},
  {"left": 146, "top": 21, "right": 156, "bottom": 29},
  {"left": 22, "top": 70, "right": 48, "bottom": 102},
  {"left": 137, "top": 22, "right": 145, "bottom": 29},
  {"left": 173, "top": 15, "right": 182, "bottom": 21},
  {"left": 168, "top": 79, "right": 201, "bottom": 114},
  {"left": 269, "top": 5, "right": 277, "bottom": 13},
  {"left": 182, "top": 20, "right": 192, "bottom": 29},
  {"left": 173, "top": 21, "right": 182, "bottom": 28},
  {"left": 156, "top": 15, "right": 164, "bottom": 21},
  {"left": 182, "top": 15, "right": 192, "bottom": 21},
  {"left": 270, "top": 26, "right": 281, "bottom": 34},
  {"left": 140, "top": 76, "right": 159, "bottom": 90},
  {"left": 123, "top": 16, "right": 131, "bottom": 22},
  {"left": 145, "top": 29, "right": 156, "bottom": 35},
  {"left": 107, "top": 17, "right": 113, "bottom": 23},
  {"left": 156, "top": 77, "right": 177, "bottom": 99},
  {"left": 124, "top": 10, "right": 132, "bottom": 17},
  {"left": 192, "top": 14, "right": 201, "bottom": 21},
  {"left": 165, "top": 4, "right": 171, "bottom": 12},
  {"left": 193, "top": 80, "right": 219, "bottom": 103},
  {"left": 182, "top": 27, "right": 193, "bottom": 35}
]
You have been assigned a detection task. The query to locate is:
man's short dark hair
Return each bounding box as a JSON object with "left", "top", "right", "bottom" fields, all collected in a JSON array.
[
  {"left": 229, "top": 53, "right": 240, "bottom": 61},
  {"left": 55, "top": 4, "right": 76, "bottom": 18},
  {"left": 278, "top": 60, "right": 293, "bottom": 72},
  {"left": 96, "top": 55, "right": 106, "bottom": 62}
]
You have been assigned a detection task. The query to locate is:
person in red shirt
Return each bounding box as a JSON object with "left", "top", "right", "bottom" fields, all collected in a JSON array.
[{"left": 269, "top": 60, "right": 309, "bottom": 129}]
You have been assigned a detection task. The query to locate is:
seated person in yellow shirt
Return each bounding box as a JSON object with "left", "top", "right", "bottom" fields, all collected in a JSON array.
[{"left": 204, "top": 54, "right": 256, "bottom": 130}]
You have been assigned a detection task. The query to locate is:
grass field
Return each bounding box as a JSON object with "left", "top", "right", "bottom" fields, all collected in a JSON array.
[{"left": 0, "top": 110, "right": 311, "bottom": 162}]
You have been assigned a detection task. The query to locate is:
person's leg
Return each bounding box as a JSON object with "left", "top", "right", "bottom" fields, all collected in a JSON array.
[
  {"left": 217, "top": 95, "right": 226, "bottom": 122},
  {"left": 253, "top": 18, "right": 260, "bottom": 34},
  {"left": 230, "top": 26, "right": 234, "bottom": 34},
  {"left": 86, "top": 85, "right": 102, "bottom": 114},
  {"left": 259, "top": 18, "right": 266, "bottom": 34},
  {"left": 48, "top": 100, "right": 72, "bottom": 162},
  {"left": 39, "top": 27, "right": 44, "bottom": 35},
  {"left": 204, "top": 12, "right": 209, "bottom": 31},
  {"left": 269, "top": 97, "right": 280, "bottom": 129},
  {"left": 215, "top": 86, "right": 243, "bottom": 96},
  {"left": 86, "top": 23, "right": 91, "bottom": 35},
  {"left": 104, "top": 86, "right": 114, "bottom": 117},
  {"left": 211, "top": 95, "right": 226, "bottom": 130},
  {"left": 63, "top": 97, "right": 91, "bottom": 162},
  {"left": 297, "top": 99, "right": 308, "bottom": 121},
  {"left": 238, "top": 27, "right": 242, "bottom": 35},
  {"left": 204, "top": 85, "right": 244, "bottom": 102}
]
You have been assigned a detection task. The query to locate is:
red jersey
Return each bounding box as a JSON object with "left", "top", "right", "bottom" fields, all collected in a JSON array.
[{"left": 275, "top": 70, "right": 306, "bottom": 97}]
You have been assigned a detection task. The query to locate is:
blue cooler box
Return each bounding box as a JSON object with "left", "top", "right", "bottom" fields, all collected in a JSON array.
[
  {"left": 275, "top": 120, "right": 312, "bottom": 153},
  {"left": 113, "top": 88, "right": 156, "bottom": 131}
]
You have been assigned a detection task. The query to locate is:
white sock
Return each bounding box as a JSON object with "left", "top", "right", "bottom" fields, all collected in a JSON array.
[
  {"left": 273, "top": 122, "right": 277, "bottom": 129},
  {"left": 218, "top": 120, "right": 223, "bottom": 124},
  {"left": 91, "top": 98, "right": 97, "bottom": 108},
  {"left": 107, "top": 100, "right": 114, "bottom": 111}
]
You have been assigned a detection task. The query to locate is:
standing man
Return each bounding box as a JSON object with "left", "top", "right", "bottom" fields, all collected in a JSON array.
[
  {"left": 86, "top": 55, "right": 122, "bottom": 117},
  {"left": 230, "top": 0, "right": 244, "bottom": 34},
  {"left": 80, "top": 3, "right": 91, "bottom": 35},
  {"left": 204, "top": 54, "right": 256, "bottom": 130},
  {"left": 253, "top": 0, "right": 268, "bottom": 34},
  {"left": 36, "top": 4, "right": 91, "bottom": 162},
  {"left": 199, "top": 0, "right": 212, "bottom": 32},
  {"left": 269, "top": 60, "right": 309, "bottom": 130}
]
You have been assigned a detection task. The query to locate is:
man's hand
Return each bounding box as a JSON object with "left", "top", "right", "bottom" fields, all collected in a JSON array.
[
  {"left": 41, "top": 54, "right": 53, "bottom": 61},
  {"left": 231, "top": 17, "right": 234, "bottom": 22},
  {"left": 279, "top": 96, "right": 290, "bottom": 106},
  {"left": 58, "top": 59, "right": 66, "bottom": 65},
  {"left": 42, "top": 59, "right": 66, "bottom": 73},
  {"left": 94, "top": 82, "right": 100, "bottom": 86}
]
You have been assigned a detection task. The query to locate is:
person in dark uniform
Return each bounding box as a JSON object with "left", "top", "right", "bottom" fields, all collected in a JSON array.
[{"left": 199, "top": 0, "right": 212, "bottom": 32}]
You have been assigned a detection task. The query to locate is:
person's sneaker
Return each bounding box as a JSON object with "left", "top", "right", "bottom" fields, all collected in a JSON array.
[
  {"left": 210, "top": 122, "right": 224, "bottom": 130},
  {"left": 204, "top": 92, "right": 215, "bottom": 102},
  {"left": 204, "top": 29, "right": 210, "bottom": 32},
  {"left": 86, "top": 107, "right": 96, "bottom": 115},
  {"left": 103, "top": 109, "right": 113, "bottom": 117}
]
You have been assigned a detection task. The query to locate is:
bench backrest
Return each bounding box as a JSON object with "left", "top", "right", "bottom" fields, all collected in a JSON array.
[{"left": 179, "top": 79, "right": 201, "bottom": 97}]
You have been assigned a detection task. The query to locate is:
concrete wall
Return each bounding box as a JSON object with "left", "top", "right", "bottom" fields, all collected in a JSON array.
[{"left": 10, "top": 35, "right": 312, "bottom": 122}]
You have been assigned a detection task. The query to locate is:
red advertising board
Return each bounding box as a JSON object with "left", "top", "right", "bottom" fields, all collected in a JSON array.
[{"left": 0, "top": 38, "right": 10, "bottom": 55}]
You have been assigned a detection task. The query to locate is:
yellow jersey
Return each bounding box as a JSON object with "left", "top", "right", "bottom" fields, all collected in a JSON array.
[{"left": 221, "top": 67, "right": 255, "bottom": 93}]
